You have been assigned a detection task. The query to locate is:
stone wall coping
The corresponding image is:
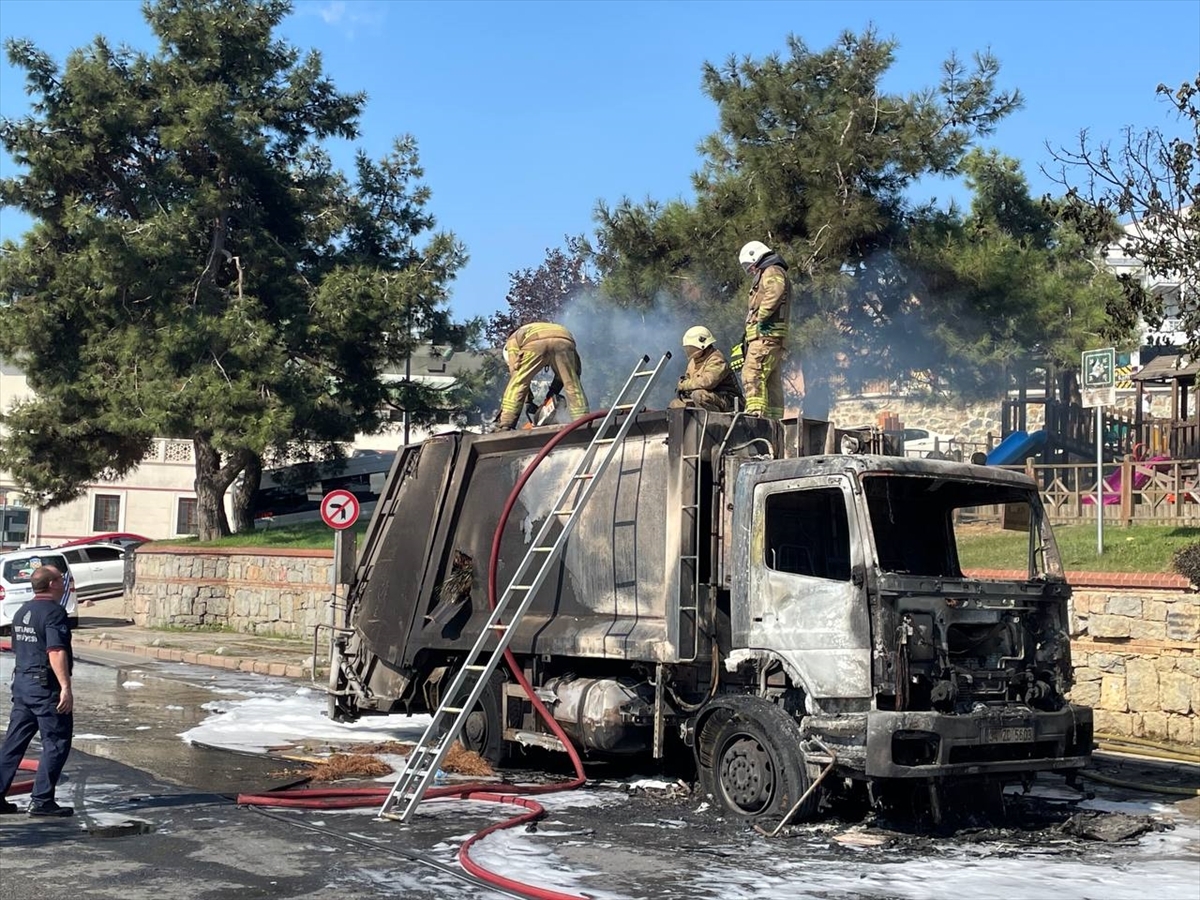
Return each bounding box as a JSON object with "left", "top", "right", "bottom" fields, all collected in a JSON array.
[
  {"left": 138, "top": 545, "right": 334, "bottom": 559},
  {"left": 965, "top": 569, "right": 1194, "bottom": 591}
]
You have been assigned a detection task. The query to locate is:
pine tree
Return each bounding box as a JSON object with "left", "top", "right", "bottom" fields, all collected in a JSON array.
[
  {"left": 0, "top": 0, "right": 466, "bottom": 538},
  {"left": 594, "top": 28, "right": 1027, "bottom": 414}
]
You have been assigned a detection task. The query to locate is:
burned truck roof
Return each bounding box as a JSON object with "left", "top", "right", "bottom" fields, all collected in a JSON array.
[{"left": 736, "top": 452, "right": 1041, "bottom": 489}]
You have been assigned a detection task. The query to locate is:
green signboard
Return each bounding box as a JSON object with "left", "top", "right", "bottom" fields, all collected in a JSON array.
[{"left": 1081, "top": 348, "right": 1116, "bottom": 390}]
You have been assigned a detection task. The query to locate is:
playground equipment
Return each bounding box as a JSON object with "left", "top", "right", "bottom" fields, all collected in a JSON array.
[
  {"left": 1082, "top": 453, "right": 1172, "bottom": 506},
  {"left": 986, "top": 429, "right": 1047, "bottom": 466}
]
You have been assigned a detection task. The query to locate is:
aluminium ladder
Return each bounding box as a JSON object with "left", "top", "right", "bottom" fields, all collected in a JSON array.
[{"left": 377, "top": 351, "right": 673, "bottom": 823}]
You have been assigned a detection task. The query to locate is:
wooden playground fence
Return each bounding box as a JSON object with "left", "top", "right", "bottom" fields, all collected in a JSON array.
[{"left": 994, "top": 457, "right": 1200, "bottom": 526}]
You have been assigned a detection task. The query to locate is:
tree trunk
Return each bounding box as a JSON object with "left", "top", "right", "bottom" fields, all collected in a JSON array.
[
  {"left": 230, "top": 452, "right": 262, "bottom": 534},
  {"left": 193, "top": 436, "right": 247, "bottom": 541}
]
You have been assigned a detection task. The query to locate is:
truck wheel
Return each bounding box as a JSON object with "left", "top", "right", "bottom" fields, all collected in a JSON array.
[
  {"left": 447, "top": 672, "right": 510, "bottom": 765},
  {"left": 710, "top": 708, "right": 814, "bottom": 823}
]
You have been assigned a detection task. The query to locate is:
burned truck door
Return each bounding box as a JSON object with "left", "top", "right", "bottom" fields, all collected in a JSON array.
[{"left": 741, "top": 475, "right": 872, "bottom": 700}]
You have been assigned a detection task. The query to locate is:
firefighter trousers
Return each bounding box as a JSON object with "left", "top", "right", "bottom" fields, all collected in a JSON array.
[
  {"left": 499, "top": 336, "right": 589, "bottom": 428},
  {"left": 741, "top": 338, "right": 784, "bottom": 418}
]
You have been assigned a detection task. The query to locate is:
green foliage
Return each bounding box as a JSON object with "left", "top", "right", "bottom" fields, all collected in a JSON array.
[
  {"left": 594, "top": 28, "right": 1029, "bottom": 414},
  {"left": 1051, "top": 75, "right": 1200, "bottom": 357},
  {"left": 592, "top": 29, "right": 1125, "bottom": 412},
  {"left": 890, "top": 149, "right": 1131, "bottom": 397},
  {"left": 1172, "top": 541, "right": 1200, "bottom": 586},
  {"left": 0, "top": 0, "right": 467, "bottom": 537}
]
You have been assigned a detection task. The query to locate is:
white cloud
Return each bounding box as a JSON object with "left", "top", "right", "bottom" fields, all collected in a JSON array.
[
  {"left": 317, "top": 1, "right": 346, "bottom": 25},
  {"left": 301, "top": 0, "right": 386, "bottom": 39}
]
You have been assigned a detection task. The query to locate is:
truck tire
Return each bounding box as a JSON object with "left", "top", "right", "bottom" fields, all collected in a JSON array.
[
  {"left": 445, "top": 672, "right": 510, "bottom": 766},
  {"left": 707, "top": 702, "right": 815, "bottom": 823}
]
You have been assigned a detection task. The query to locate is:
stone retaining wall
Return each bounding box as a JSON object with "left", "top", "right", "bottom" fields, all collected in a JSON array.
[
  {"left": 828, "top": 393, "right": 1145, "bottom": 449},
  {"left": 130, "top": 546, "right": 335, "bottom": 639},
  {"left": 1067, "top": 575, "right": 1199, "bottom": 747}
]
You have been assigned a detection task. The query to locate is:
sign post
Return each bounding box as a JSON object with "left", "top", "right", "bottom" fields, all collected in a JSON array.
[
  {"left": 321, "top": 488, "right": 361, "bottom": 640},
  {"left": 1081, "top": 348, "right": 1116, "bottom": 556}
]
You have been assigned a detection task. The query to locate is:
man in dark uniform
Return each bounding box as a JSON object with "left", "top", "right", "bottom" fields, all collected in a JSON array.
[{"left": 0, "top": 565, "right": 75, "bottom": 816}]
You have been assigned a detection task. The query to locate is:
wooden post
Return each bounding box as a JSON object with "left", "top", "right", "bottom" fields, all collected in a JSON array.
[{"left": 1119, "top": 455, "right": 1133, "bottom": 524}]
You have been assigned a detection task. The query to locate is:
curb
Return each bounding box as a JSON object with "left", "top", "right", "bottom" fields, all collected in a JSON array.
[{"left": 72, "top": 634, "right": 322, "bottom": 681}]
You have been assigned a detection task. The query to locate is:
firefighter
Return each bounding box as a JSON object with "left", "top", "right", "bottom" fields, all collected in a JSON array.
[
  {"left": 736, "top": 240, "right": 791, "bottom": 418},
  {"left": 498, "top": 322, "right": 589, "bottom": 430},
  {"left": 669, "top": 326, "right": 743, "bottom": 412}
]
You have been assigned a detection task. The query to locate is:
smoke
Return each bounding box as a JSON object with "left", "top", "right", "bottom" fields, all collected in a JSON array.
[
  {"left": 809, "top": 249, "right": 1020, "bottom": 407},
  {"left": 559, "top": 289, "right": 702, "bottom": 410}
]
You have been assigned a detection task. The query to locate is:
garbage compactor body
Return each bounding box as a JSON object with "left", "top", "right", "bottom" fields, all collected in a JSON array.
[{"left": 328, "top": 409, "right": 1093, "bottom": 821}]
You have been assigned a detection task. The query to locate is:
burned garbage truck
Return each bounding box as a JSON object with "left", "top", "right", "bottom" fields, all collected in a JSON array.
[{"left": 327, "top": 410, "right": 1092, "bottom": 821}]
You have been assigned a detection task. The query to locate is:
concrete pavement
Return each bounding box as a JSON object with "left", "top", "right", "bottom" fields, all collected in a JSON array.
[{"left": 71, "top": 595, "right": 328, "bottom": 680}]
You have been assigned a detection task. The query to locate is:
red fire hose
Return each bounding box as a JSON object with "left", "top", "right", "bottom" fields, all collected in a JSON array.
[
  {"left": 3, "top": 758, "right": 39, "bottom": 798},
  {"left": 240, "top": 412, "right": 608, "bottom": 900}
]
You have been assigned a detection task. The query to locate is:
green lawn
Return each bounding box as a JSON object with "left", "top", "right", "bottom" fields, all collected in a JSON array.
[
  {"left": 957, "top": 524, "right": 1200, "bottom": 574},
  {"left": 154, "top": 520, "right": 367, "bottom": 550}
]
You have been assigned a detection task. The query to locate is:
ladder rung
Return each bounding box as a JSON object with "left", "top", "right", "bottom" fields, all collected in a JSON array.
[
  {"left": 613, "top": 403, "right": 635, "bottom": 411},
  {"left": 554, "top": 508, "right": 575, "bottom": 516},
  {"left": 442, "top": 706, "right": 465, "bottom": 714},
  {"left": 633, "top": 369, "right": 655, "bottom": 377},
  {"left": 508, "top": 584, "right": 532, "bottom": 591},
  {"left": 488, "top": 623, "right": 508, "bottom": 630},
  {"left": 594, "top": 438, "right": 616, "bottom": 445},
  {"left": 572, "top": 472, "right": 596, "bottom": 480},
  {"left": 464, "top": 664, "right": 488, "bottom": 672},
  {"left": 531, "top": 547, "right": 553, "bottom": 553}
]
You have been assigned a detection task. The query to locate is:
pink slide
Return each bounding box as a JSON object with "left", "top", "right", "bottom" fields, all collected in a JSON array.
[{"left": 1083, "top": 456, "right": 1170, "bottom": 505}]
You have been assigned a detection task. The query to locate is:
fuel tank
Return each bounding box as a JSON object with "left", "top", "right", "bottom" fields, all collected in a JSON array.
[{"left": 543, "top": 676, "right": 655, "bottom": 753}]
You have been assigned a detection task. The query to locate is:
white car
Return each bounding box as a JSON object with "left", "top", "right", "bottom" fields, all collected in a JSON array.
[
  {"left": 902, "top": 427, "right": 961, "bottom": 459},
  {"left": 59, "top": 542, "right": 128, "bottom": 601},
  {"left": 0, "top": 548, "right": 80, "bottom": 632}
]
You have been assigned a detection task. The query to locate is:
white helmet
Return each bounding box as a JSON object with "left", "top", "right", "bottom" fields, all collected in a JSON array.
[
  {"left": 682, "top": 326, "right": 715, "bottom": 350},
  {"left": 738, "top": 240, "right": 771, "bottom": 272}
]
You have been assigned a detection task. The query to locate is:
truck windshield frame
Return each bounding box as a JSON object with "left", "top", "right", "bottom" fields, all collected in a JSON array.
[{"left": 860, "top": 473, "right": 1064, "bottom": 581}]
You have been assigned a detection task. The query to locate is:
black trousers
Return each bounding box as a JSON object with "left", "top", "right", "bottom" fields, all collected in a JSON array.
[{"left": 0, "top": 689, "right": 73, "bottom": 806}]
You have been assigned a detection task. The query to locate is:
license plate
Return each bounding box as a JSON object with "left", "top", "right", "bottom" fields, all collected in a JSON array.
[{"left": 986, "top": 725, "right": 1034, "bottom": 743}]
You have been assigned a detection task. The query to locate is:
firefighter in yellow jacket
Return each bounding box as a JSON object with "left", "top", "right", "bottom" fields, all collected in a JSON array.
[
  {"left": 669, "top": 326, "right": 743, "bottom": 412},
  {"left": 736, "top": 240, "right": 791, "bottom": 418},
  {"left": 498, "top": 322, "right": 589, "bottom": 430}
]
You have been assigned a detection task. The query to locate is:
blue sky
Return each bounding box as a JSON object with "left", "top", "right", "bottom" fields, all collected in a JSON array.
[{"left": 1, "top": 0, "right": 1197, "bottom": 325}]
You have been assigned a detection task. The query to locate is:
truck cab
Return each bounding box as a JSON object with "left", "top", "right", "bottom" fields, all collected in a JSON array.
[{"left": 694, "top": 454, "right": 1090, "bottom": 820}]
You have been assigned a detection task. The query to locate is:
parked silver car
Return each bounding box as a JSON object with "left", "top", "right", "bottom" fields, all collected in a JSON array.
[{"left": 0, "top": 548, "right": 80, "bottom": 631}]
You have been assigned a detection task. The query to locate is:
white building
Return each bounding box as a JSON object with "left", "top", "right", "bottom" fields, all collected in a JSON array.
[
  {"left": 1102, "top": 209, "right": 1193, "bottom": 361},
  {"left": 1, "top": 347, "right": 487, "bottom": 545}
]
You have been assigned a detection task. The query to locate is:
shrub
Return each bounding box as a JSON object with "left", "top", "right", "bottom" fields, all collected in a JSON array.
[{"left": 1171, "top": 542, "right": 1200, "bottom": 587}]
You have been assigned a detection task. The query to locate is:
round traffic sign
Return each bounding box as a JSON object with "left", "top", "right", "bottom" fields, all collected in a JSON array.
[{"left": 320, "top": 488, "right": 361, "bottom": 530}]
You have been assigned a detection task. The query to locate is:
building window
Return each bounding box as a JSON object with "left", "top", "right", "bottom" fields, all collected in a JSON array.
[
  {"left": 93, "top": 494, "right": 121, "bottom": 532},
  {"left": 176, "top": 497, "right": 198, "bottom": 536}
]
